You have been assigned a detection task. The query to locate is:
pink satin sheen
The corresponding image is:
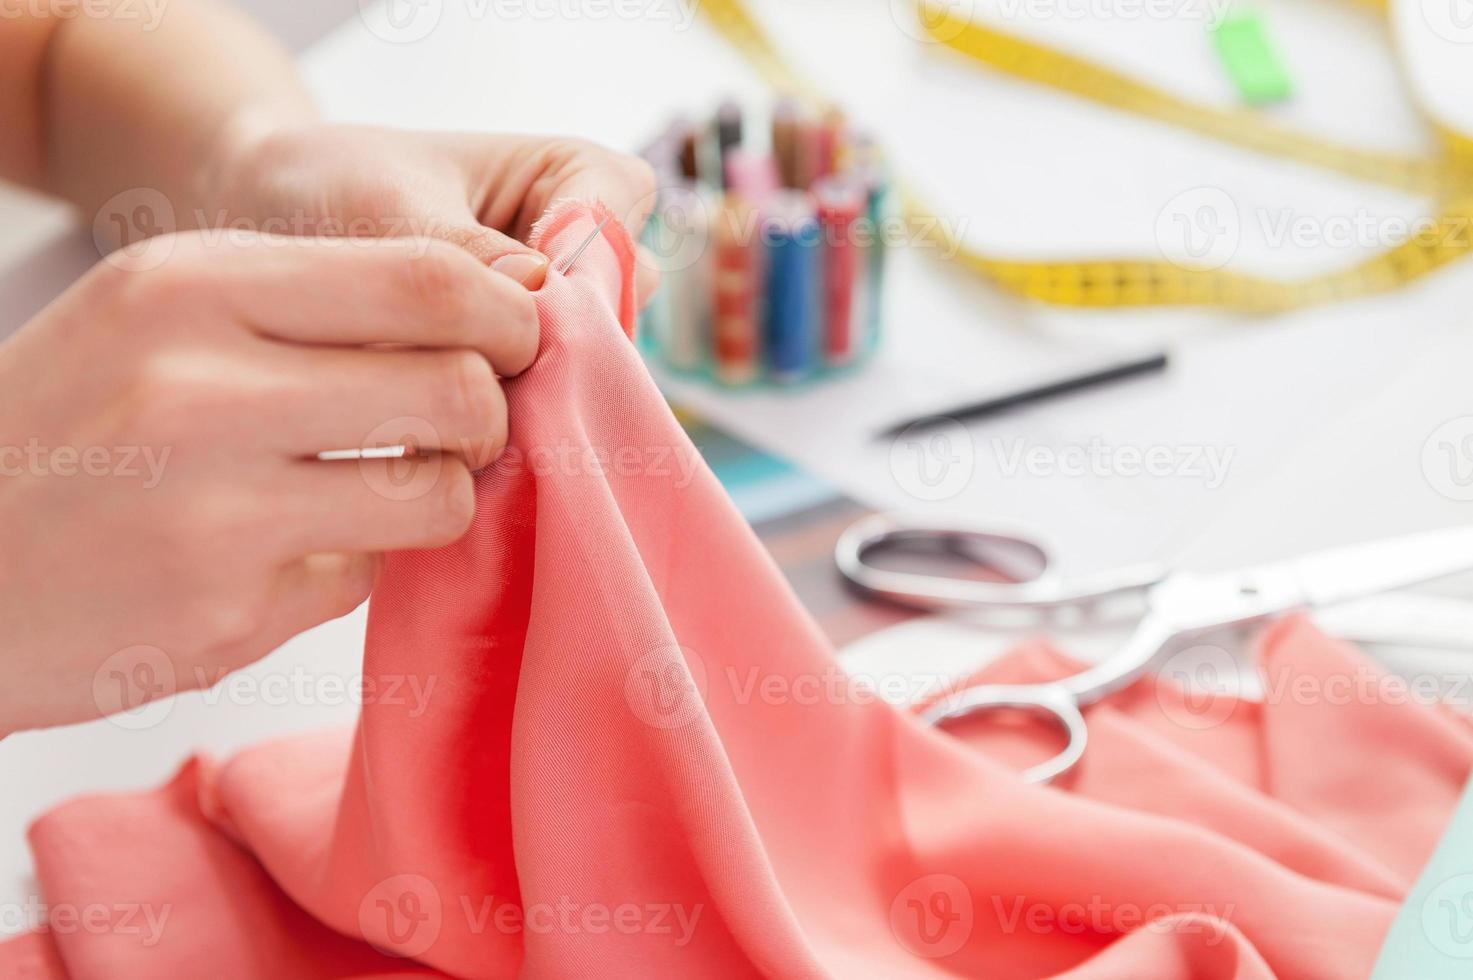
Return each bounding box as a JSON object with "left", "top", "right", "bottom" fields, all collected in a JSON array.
[{"left": 4, "top": 202, "right": 1472, "bottom": 978}]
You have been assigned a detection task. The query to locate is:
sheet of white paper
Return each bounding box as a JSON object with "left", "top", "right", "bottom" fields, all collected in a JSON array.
[{"left": 291, "top": 0, "right": 1473, "bottom": 573}]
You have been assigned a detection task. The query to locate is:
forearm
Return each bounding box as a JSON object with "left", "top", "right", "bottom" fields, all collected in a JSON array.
[{"left": 13, "top": 0, "right": 315, "bottom": 224}]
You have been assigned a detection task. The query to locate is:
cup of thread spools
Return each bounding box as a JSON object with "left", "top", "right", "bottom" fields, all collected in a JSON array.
[{"left": 637, "top": 99, "right": 890, "bottom": 387}]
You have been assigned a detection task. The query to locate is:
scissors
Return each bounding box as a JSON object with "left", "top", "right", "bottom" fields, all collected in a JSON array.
[{"left": 835, "top": 513, "right": 1473, "bottom": 784}]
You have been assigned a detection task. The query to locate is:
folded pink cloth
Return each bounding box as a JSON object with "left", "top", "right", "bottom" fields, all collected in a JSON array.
[{"left": 6, "top": 202, "right": 1471, "bottom": 979}]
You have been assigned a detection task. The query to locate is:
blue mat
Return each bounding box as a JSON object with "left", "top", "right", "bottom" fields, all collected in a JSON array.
[{"left": 1373, "top": 774, "right": 1473, "bottom": 976}]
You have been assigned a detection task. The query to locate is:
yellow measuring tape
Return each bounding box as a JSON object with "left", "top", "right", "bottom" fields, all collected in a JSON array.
[{"left": 696, "top": 0, "right": 1473, "bottom": 311}]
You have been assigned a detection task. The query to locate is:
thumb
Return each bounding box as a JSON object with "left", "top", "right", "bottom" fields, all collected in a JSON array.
[{"left": 432, "top": 221, "right": 550, "bottom": 290}]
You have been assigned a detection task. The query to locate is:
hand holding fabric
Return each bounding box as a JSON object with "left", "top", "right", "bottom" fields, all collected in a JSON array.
[{"left": 207, "top": 124, "right": 660, "bottom": 298}]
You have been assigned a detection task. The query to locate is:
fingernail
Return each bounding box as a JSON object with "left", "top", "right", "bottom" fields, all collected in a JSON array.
[{"left": 490, "top": 252, "right": 549, "bottom": 290}]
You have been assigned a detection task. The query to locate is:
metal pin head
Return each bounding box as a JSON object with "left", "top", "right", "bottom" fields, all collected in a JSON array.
[{"left": 556, "top": 215, "right": 611, "bottom": 275}]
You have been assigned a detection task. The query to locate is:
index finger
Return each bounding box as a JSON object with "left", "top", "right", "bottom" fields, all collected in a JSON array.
[
  {"left": 187, "top": 234, "right": 541, "bottom": 377},
  {"left": 457, "top": 136, "right": 658, "bottom": 246}
]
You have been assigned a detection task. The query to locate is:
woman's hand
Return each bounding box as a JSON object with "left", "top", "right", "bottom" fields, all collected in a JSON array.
[
  {"left": 204, "top": 123, "right": 660, "bottom": 300},
  {"left": 2, "top": 1, "right": 662, "bottom": 739},
  {"left": 0, "top": 231, "right": 537, "bottom": 737}
]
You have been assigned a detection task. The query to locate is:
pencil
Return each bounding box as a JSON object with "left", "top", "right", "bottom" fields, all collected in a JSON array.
[{"left": 876, "top": 351, "right": 1170, "bottom": 440}]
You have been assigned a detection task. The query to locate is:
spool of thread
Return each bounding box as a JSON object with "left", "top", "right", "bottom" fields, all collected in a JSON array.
[
  {"left": 771, "top": 99, "right": 801, "bottom": 189},
  {"left": 634, "top": 159, "right": 684, "bottom": 352},
  {"left": 712, "top": 193, "right": 760, "bottom": 385},
  {"left": 793, "top": 114, "right": 825, "bottom": 191},
  {"left": 638, "top": 121, "right": 688, "bottom": 178},
  {"left": 725, "top": 148, "right": 781, "bottom": 200},
  {"left": 659, "top": 181, "right": 712, "bottom": 371},
  {"left": 636, "top": 102, "right": 888, "bottom": 386},
  {"left": 816, "top": 109, "right": 845, "bottom": 182},
  {"left": 716, "top": 100, "right": 743, "bottom": 160},
  {"left": 637, "top": 196, "right": 673, "bottom": 354},
  {"left": 677, "top": 121, "right": 700, "bottom": 181},
  {"left": 762, "top": 190, "right": 821, "bottom": 382},
  {"left": 848, "top": 132, "right": 884, "bottom": 172},
  {"left": 859, "top": 164, "right": 891, "bottom": 347},
  {"left": 813, "top": 175, "right": 865, "bottom": 367}
]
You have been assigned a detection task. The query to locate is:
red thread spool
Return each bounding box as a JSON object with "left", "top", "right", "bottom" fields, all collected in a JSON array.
[
  {"left": 816, "top": 109, "right": 846, "bottom": 182},
  {"left": 712, "top": 193, "right": 760, "bottom": 385},
  {"left": 813, "top": 175, "right": 865, "bottom": 367}
]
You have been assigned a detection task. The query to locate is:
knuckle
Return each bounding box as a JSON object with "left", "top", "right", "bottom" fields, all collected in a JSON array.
[
  {"left": 179, "top": 581, "right": 265, "bottom": 653},
  {"left": 201, "top": 599, "right": 263, "bottom": 651},
  {"left": 100, "top": 231, "right": 194, "bottom": 276},
  {"left": 118, "top": 351, "right": 220, "bottom": 437},
  {"left": 548, "top": 136, "right": 599, "bottom": 161},
  {"left": 441, "top": 350, "right": 501, "bottom": 429},
  {"left": 122, "top": 273, "right": 213, "bottom": 331},
  {"left": 404, "top": 245, "right": 479, "bottom": 325},
  {"left": 314, "top": 557, "right": 376, "bottom": 622},
  {"left": 168, "top": 493, "right": 246, "bottom": 553},
  {"left": 83, "top": 251, "right": 171, "bottom": 314},
  {"left": 332, "top": 559, "right": 378, "bottom": 615},
  {"left": 148, "top": 492, "right": 273, "bottom": 650},
  {"left": 80, "top": 252, "right": 137, "bottom": 297},
  {"left": 566, "top": 138, "right": 654, "bottom": 192}
]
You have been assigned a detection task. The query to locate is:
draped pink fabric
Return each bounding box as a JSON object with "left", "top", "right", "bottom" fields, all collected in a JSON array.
[{"left": 5, "top": 202, "right": 1471, "bottom": 978}]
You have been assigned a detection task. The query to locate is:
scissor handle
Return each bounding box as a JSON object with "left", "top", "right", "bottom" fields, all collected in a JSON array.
[
  {"left": 836, "top": 513, "right": 1166, "bottom": 613},
  {"left": 917, "top": 684, "right": 1087, "bottom": 784}
]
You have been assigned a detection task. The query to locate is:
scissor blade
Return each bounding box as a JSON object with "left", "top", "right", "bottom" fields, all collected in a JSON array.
[
  {"left": 1151, "top": 527, "right": 1473, "bottom": 641},
  {"left": 1264, "top": 526, "right": 1473, "bottom": 611},
  {"left": 1314, "top": 593, "right": 1473, "bottom": 651}
]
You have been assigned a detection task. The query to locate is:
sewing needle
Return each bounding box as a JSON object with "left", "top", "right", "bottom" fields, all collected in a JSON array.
[{"left": 556, "top": 215, "right": 610, "bottom": 275}]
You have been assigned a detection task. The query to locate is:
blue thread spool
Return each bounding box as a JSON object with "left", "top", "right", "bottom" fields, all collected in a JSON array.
[{"left": 762, "top": 190, "right": 821, "bottom": 383}]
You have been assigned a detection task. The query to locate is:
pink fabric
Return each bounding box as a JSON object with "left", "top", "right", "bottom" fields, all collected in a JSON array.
[{"left": 5, "top": 201, "right": 1472, "bottom": 978}]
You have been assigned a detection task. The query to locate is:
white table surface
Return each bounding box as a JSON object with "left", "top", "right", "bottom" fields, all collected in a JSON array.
[{"left": 4, "top": 0, "right": 1473, "bottom": 920}]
